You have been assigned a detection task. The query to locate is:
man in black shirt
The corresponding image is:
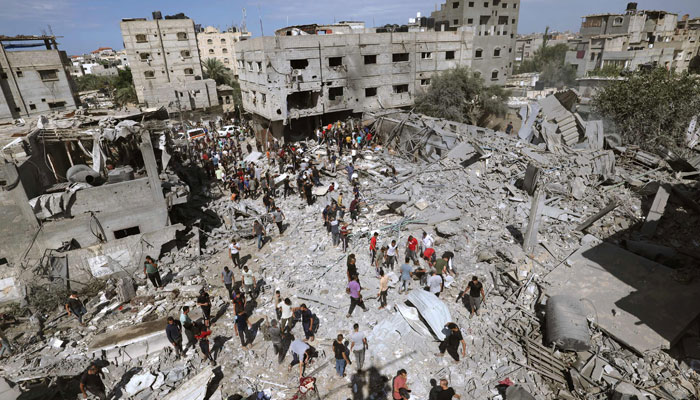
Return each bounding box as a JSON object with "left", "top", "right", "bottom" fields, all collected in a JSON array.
[
  {"left": 80, "top": 364, "right": 106, "bottom": 399},
  {"left": 297, "top": 304, "right": 315, "bottom": 341},
  {"left": 235, "top": 309, "right": 252, "bottom": 349},
  {"left": 197, "top": 288, "right": 212, "bottom": 327},
  {"left": 65, "top": 291, "right": 87, "bottom": 326},
  {"left": 466, "top": 276, "right": 485, "bottom": 317},
  {"left": 436, "top": 379, "right": 461, "bottom": 400},
  {"left": 437, "top": 322, "right": 466, "bottom": 362},
  {"left": 332, "top": 334, "right": 351, "bottom": 377},
  {"left": 165, "top": 317, "right": 184, "bottom": 358}
]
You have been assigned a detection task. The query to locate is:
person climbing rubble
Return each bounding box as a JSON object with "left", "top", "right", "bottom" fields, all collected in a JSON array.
[
  {"left": 465, "top": 276, "right": 486, "bottom": 318},
  {"left": 229, "top": 238, "right": 241, "bottom": 269},
  {"left": 346, "top": 274, "right": 368, "bottom": 317},
  {"left": 180, "top": 306, "right": 197, "bottom": 352},
  {"left": 197, "top": 288, "right": 212, "bottom": 328},
  {"left": 437, "top": 322, "right": 466, "bottom": 363},
  {"left": 165, "top": 316, "right": 185, "bottom": 358},
  {"left": 65, "top": 291, "right": 87, "bottom": 326},
  {"left": 143, "top": 255, "right": 164, "bottom": 290},
  {"left": 80, "top": 363, "right": 107, "bottom": 400}
]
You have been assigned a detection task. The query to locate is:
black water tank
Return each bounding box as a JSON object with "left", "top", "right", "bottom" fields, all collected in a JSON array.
[
  {"left": 626, "top": 2, "right": 637, "bottom": 11},
  {"left": 152, "top": 11, "right": 162, "bottom": 20}
]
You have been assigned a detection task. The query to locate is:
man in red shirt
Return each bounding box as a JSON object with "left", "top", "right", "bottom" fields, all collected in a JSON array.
[
  {"left": 369, "top": 232, "right": 378, "bottom": 265},
  {"left": 392, "top": 369, "right": 410, "bottom": 400},
  {"left": 422, "top": 247, "right": 436, "bottom": 267},
  {"left": 406, "top": 236, "right": 419, "bottom": 265}
]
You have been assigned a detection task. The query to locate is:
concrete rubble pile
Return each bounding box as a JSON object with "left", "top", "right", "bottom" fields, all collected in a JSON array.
[{"left": 0, "top": 106, "right": 699, "bottom": 400}]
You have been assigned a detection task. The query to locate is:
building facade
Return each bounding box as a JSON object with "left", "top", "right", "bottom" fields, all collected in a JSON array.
[
  {"left": 196, "top": 26, "right": 251, "bottom": 77},
  {"left": 120, "top": 13, "right": 218, "bottom": 111},
  {"left": 235, "top": 25, "right": 473, "bottom": 139},
  {"left": 430, "top": 0, "right": 520, "bottom": 84},
  {"left": 0, "top": 35, "right": 80, "bottom": 123}
]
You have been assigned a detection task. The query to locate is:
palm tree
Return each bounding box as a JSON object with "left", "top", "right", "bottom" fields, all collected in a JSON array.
[{"left": 202, "top": 58, "right": 227, "bottom": 85}]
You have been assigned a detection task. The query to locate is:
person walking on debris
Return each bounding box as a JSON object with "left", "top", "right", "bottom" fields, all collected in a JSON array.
[
  {"left": 253, "top": 220, "right": 266, "bottom": 250},
  {"left": 221, "top": 266, "right": 235, "bottom": 298},
  {"left": 263, "top": 316, "right": 283, "bottom": 356},
  {"left": 235, "top": 307, "right": 253, "bottom": 349},
  {"left": 144, "top": 256, "right": 164, "bottom": 290},
  {"left": 197, "top": 288, "right": 212, "bottom": 327},
  {"left": 65, "top": 291, "right": 87, "bottom": 326},
  {"left": 434, "top": 254, "right": 449, "bottom": 278},
  {"left": 80, "top": 363, "right": 107, "bottom": 400},
  {"left": 406, "top": 235, "right": 419, "bottom": 265},
  {"left": 272, "top": 207, "right": 285, "bottom": 235},
  {"left": 421, "top": 232, "right": 434, "bottom": 257},
  {"left": 346, "top": 254, "right": 358, "bottom": 282},
  {"left": 279, "top": 298, "right": 293, "bottom": 333},
  {"left": 434, "top": 379, "right": 461, "bottom": 400},
  {"left": 386, "top": 239, "right": 399, "bottom": 271},
  {"left": 505, "top": 121, "right": 514, "bottom": 135},
  {"left": 392, "top": 369, "right": 411, "bottom": 400},
  {"left": 466, "top": 276, "right": 486, "bottom": 317},
  {"left": 289, "top": 338, "right": 315, "bottom": 378},
  {"left": 229, "top": 238, "right": 241, "bottom": 268},
  {"left": 304, "top": 180, "right": 314, "bottom": 205},
  {"left": 340, "top": 222, "right": 351, "bottom": 252},
  {"left": 330, "top": 216, "right": 341, "bottom": 247},
  {"left": 378, "top": 269, "right": 389, "bottom": 309},
  {"left": 369, "top": 231, "right": 379, "bottom": 265},
  {"left": 165, "top": 316, "right": 185, "bottom": 358},
  {"left": 196, "top": 330, "right": 216, "bottom": 366},
  {"left": 349, "top": 323, "right": 368, "bottom": 371},
  {"left": 180, "top": 306, "right": 196, "bottom": 351},
  {"left": 347, "top": 275, "right": 368, "bottom": 317},
  {"left": 375, "top": 245, "right": 387, "bottom": 277},
  {"left": 422, "top": 247, "right": 436, "bottom": 268},
  {"left": 399, "top": 259, "right": 413, "bottom": 294},
  {"left": 295, "top": 304, "right": 316, "bottom": 342},
  {"left": 349, "top": 195, "right": 360, "bottom": 221},
  {"left": 442, "top": 251, "right": 455, "bottom": 275},
  {"left": 437, "top": 322, "right": 466, "bottom": 363},
  {"left": 242, "top": 265, "right": 257, "bottom": 300},
  {"left": 333, "top": 334, "right": 352, "bottom": 378},
  {"left": 283, "top": 175, "right": 292, "bottom": 198},
  {"left": 427, "top": 270, "right": 443, "bottom": 297}
]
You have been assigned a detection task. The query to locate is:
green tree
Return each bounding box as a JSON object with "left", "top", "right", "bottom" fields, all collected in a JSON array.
[
  {"left": 202, "top": 58, "right": 228, "bottom": 85},
  {"left": 415, "top": 66, "right": 509, "bottom": 125},
  {"left": 539, "top": 60, "right": 577, "bottom": 88},
  {"left": 587, "top": 64, "right": 624, "bottom": 77},
  {"left": 592, "top": 68, "right": 700, "bottom": 157},
  {"left": 74, "top": 66, "right": 137, "bottom": 106},
  {"left": 516, "top": 43, "right": 569, "bottom": 73},
  {"left": 689, "top": 55, "right": 700, "bottom": 75},
  {"left": 74, "top": 74, "right": 113, "bottom": 92}
]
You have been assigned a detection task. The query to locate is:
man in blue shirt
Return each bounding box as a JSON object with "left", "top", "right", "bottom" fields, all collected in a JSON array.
[{"left": 165, "top": 317, "right": 184, "bottom": 358}]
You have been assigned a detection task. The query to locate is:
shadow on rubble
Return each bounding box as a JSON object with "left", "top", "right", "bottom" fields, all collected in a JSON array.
[
  {"left": 322, "top": 352, "right": 416, "bottom": 400},
  {"left": 205, "top": 366, "right": 225, "bottom": 398},
  {"left": 108, "top": 366, "right": 143, "bottom": 399}
]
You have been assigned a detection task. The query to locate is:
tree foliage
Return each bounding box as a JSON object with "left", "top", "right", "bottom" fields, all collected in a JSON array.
[
  {"left": 415, "top": 66, "right": 509, "bottom": 125},
  {"left": 74, "top": 67, "right": 137, "bottom": 105},
  {"left": 202, "top": 58, "right": 229, "bottom": 85},
  {"left": 592, "top": 68, "right": 700, "bottom": 157},
  {"left": 689, "top": 55, "right": 700, "bottom": 75},
  {"left": 516, "top": 43, "right": 569, "bottom": 73},
  {"left": 587, "top": 64, "right": 624, "bottom": 77}
]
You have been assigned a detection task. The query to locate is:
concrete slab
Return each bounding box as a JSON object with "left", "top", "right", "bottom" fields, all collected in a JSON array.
[
  {"left": 162, "top": 366, "right": 214, "bottom": 400},
  {"left": 546, "top": 242, "right": 700, "bottom": 353},
  {"left": 89, "top": 318, "right": 170, "bottom": 363}
]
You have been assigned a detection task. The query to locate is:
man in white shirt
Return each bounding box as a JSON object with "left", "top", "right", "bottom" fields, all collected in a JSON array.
[
  {"left": 386, "top": 240, "right": 399, "bottom": 270},
  {"left": 427, "top": 270, "right": 443, "bottom": 297},
  {"left": 349, "top": 323, "right": 368, "bottom": 371},
  {"left": 278, "top": 298, "right": 294, "bottom": 333},
  {"left": 421, "top": 232, "right": 434, "bottom": 256},
  {"left": 229, "top": 238, "right": 241, "bottom": 269},
  {"left": 242, "top": 266, "right": 256, "bottom": 300}
]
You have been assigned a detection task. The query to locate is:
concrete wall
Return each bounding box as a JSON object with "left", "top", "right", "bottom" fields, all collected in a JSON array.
[
  {"left": 197, "top": 27, "right": 249, "bottom": 76},
  {"left": 430, "top": 0, "right": 520, "bottom": 84},
  {"left": 0, "top": 47, "right": 79, "bottom": 122},
  {"left": 235, "top": 30, "right": 474, "bottom": 128}
]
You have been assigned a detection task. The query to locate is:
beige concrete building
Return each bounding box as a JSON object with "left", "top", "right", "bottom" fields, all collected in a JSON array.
[
  {"left": 0, "top": 35, "right": 80, "bottom": 123},
  {"left": 120, "top": 12, "right": 218, "bottom": 111},
  {"left": 235, "top": 23, "right": 474, "bottom": 139},
  {"left": 430, "top": 0, "right": 520, "bottom": 84},
  {"left": 196, "top": 26, "right": 251, "bottom": 76}
]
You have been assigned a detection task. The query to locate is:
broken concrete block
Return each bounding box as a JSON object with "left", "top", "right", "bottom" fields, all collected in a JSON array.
[
  {"left": 641, "top": 184, "right": 670, "bottom": 237},
  {"left": 116, "top": 277, "right": 136, "bottom": 303},
  {"left": 523, "top": 190, "right": 545, "bottom": 254},
  {"left": 522, "top": 163, "right": 540, "bottom": 195},
  {"left": 435, "top": 221, "right": 460, "bottom": 237},
  {"left": 126, "top": 372, "right": 156, "bottom": 396}
]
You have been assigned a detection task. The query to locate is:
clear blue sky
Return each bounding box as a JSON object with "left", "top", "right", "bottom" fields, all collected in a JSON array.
[{"left": 1, "top": 0, "right": 699, "bottom": 55}]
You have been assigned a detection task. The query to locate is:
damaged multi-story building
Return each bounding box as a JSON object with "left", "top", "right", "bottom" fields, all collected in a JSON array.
[
  {"left": 0, "top": 35, "right": 80, "bottom": 123},
  {"left": 235, "top": 22, "right": 474, "bottom": 139},
  {"left": 196, "top": 26, "right": 251, "bottom": 78},
  {"left": 429, "top": 0, "right": 520, "bottom": 84},
  {"left": 0, "top": 113, "right": 188, "bottom": 305},
  {"left": 565, "top": 3, "right": 700, "bottom": 76},
  {"left": 120, "top": 12, "right": 219, "bottom": 111}
]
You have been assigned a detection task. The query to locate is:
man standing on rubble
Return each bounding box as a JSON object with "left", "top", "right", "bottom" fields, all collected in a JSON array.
[
  {"left": 197, "top": 288, "right": 212, "bottom": 327},
  {"left": 437, "top": 322, "right": 466, "bottom": 363},
  {"left": 378, "top": 269, "right": 389, "bottom": 309},
  {"left": 296, "top": 304, "right": 316, "bottom": 342},
  {"left": 406, "top": 236, "right": 419, "bottom": 265},
  {"left": 333, "top": 334, "right": 352, "bottom": 378},
  {"left": 144, "top": 256, "right": 164, "bottom": 290},
  {"left": 221, "top": 266, "right": 235, "bottom": 298},
  {"left": 466, "top": 276, "right": 485, "bottom": 317},
  {"left": 80, "top": 363, "right": 107, "bottom": 400},
  {"left": 65, "top": 291, "right": 87, "bottom": 326},
  {"left": 279, "top": 298, "right": 293, "bottom": 333},
  {"left": 347, "top": 275, "right": 368, "bottom": 317},
  {"left": 421, "top": 232, "right": 434, "bottom": 258},
  {"left": 180, "top": 306, "right": 196, "bottom": 351},
  {"left": 253, "top": 220, "right": 266, "bottom": 250},
  {"left": 399, "top": 260, "right": 413, "bottom": 294},
  {"left": 349, "top": 323, "right": 369, "bottom": 371},
  {"left": 272, "top": 207, "right": 285, "bottom": 235},
  {"left": 229, "top": 238, "right": 241, "bottom": 268},
  {"left": 386, "top": 240, "right": 399, "bottom": 271},
  {"left": 369, "top": 232, "right": 379, "bottom": 265},
  {"left": 435, "top": 379, "right": 461, "bottom": 400},
  {"left": 165, "top": 317, "right": 185, "bottom": 358},
  {"left": 235, "top": 307, "right": 253, "bottom": 349},
  {"left": 427, "top": 270, "right": 443, "bottom": 297}
]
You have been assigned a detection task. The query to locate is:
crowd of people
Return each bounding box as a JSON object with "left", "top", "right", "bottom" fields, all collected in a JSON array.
[{"left": 65, "top": 117, "right": 485, "bottom": 400}]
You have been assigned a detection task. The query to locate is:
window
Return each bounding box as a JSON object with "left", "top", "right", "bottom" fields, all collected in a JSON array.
[
  {"left": 393, "top": 53, "right": 409, "bottom": 62},
  {"left": 421, "top": 52, "right": 432, "bottom": 59},
  {"left": 247, "top": 62, "right": 253, "bottom": 71},
  {"left": 290, "top": 59, "right": 309, "bottom": 69},
  {"left": 480, "top": 15, "right": 490, "bottom": 25},
  {"left": 467, "top": 18, "right": 474, "bottom": 24},
  {"left": 498, "top": 16, "right": 508, "bottom": 25},
  {"left": 393, "top": 84, "right": 409, "bottom": 94},
  {"left": 446, "top": 50, "right": 455, "bottom": 59},
  {"left": 502, "top": 2, "right": 507, "bottom": 7},
  {"left": 184, "top": 68, "right": 194, "bottom": 75},
  {"left": 29, "top": 104, "right": 36, "bottom": 110},
  {"left": 136, "top": 34, "right": 147, "bottom": 43},
  {"left": 491, "top": 70, "right": 499, "bottom": 80},
  {"left": 181, "top": 50, "right": 191, "bottom": 58},
  {"left": 38, "top": 69, "right": 58, "bottom": 81},
  {"left": 144, "top": 70, "right": 155, "bottom": 78},
  {"left": 0, "top": 72, "right": 6, "bottom": 79},
  {"left": 484, "top": 2, "right": 489, "bottom": 7},
  {"left": 139, "top": 52, "right": 150, "bottom": 61},
  {"left": 513, "top": 3, "right": 517, "bottom": 7},
  {"left": 613, "top": 17, "right": 624, "bottom": 27},
  {"left": 221, "top": 38, "right": 226, "bottom": 44},
  {"left": 453, "top": 19, "right": 459, "bottom": 25},
  {"left": 48, "top": 101, "right": 66, "bottom": 109},
  {"left": 590, "top": 52, "right": 596, "bottom": 61},
  {"left": 207, "top": 39, "right": 213, "bottom": 44},
  {"left": 328, "top": 87, "right": 344, "bottom": 100},
  {"left": 468, "top": 1, "right": 474, "bottom": 6},
  {"left": 224, "top": 58, "right": 229, "bottom": 63},
  {"left": 114, "top": 226, "right": 140, "bottom": 239},
  {"left": 364, "top": 55, "right": 377, "bottom": 64},
  {"left": 256, "top": 61, "right": 262, "bottom": 71},
  {"left": 177, "top": 32, "right": 188, "bottom": 40},
  {"left": 222, "top": 48, "right": 228, "bottom": 53},
  {"left": 261, "top": 93, "right": 266, "bottom": 105},
  {"left": 209, "top": 49, "right": 214, "bottom": 54},
  {"left": 475, "top": 48, "right": 483, "bottom": 58},
  {"left": 453, "top": 2, "right": 459, "bottom": 8},
  {"left": 494, "top": 48, "right": 501, "bottom": 57},
  {"left": 328, "top": 57, "right": 343, "bottom": 67},
  {"left": 365, "top": 87, "right": 377, "bottom": 97},
  {"left": 420, "top": 78, "right": 431, "bottom": 86},
  {"left": 512, "top": 18, "right": 516, "bottom": 24}
]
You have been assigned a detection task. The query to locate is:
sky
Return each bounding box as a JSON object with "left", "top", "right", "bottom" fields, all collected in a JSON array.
[{"left": 1, "top": 0, "right": 699, "bottom": 55}]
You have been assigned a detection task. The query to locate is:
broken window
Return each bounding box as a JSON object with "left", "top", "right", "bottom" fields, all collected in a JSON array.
[
  {"left": 39, "top": 69, "right": 58, "bottom": 81},
  {"left": 446, "top": 50, "right": 456, "bottom": 59},
  {"left": 421, "top": 52, "right": 432, "bottom": 59},
  {"left": 613, "top": 17, "right": 624, "bottom": 27},
  {"left": 364, "top": 55, "right": 377, "bottom": 64},
  {"left": 177, "top": 32, "right": 188, "bottom": 40},
  {"left": 475, "top": 48, "right": 483, "bottom": 58},
  {"left": 287, "top": 90, "right": 320, "bottom": 109},
  {"left": 48, "top": 101, "right": 66, "bottom": 109},
  {"left": 221, "top": 38, "right": 226, "bottom": 44},
  {"left": 16, "top": 70, "right": 22, "bottom": 77},
  {"left": 144, "top": 70, "right": 155, "bottom": 78},
  {"left": 139, "top": 52, "right": 150, "bottom": 61},
  {"left": 502, "top": 2, "right": 507, "bottom": 7},
  {"left": 136, "top": 34, "right": 147, "bottom": 43},
  {"left": 29, "top": 104, "right": 36, "bottom": 110},
  {"left": 256, "top": 61, "right": 262, "bottom": 71},
  {"left": 328, "top": 57, "right": 343, "bottom": 67},
  {"left": 365, "top": 87, "right": 377, "bottom": 97},
  {"left": 114, "top": 226, "right": 140, "bottom": 239},
  {"left": 328, "top": 87, "right": 344, "bottom": 100},
  {"left": 491, "top": 70, "right": 499, "bottom": 80},
  {"left": 223, "top": 48, "right": 228, "bottom": 53},
  {"left": 420, "top": 78, "right": 431, "bottom": 86},
  {"left": 494, "top": 48, "right": 501, "bottom": 57},
  {"left": 290, "top": 59, "right": 309, "bottom": 69},
  {"left": 184, "top": 68, "right": 194, "bottom": 75},
  {"left": 209, "top": 49, "right": 215, "bottom": 54},
  {"left": 393, "top": 53, "right": 409, "bottom": 62},
  {"left": 207, "top": 39, "right": 213, "bottom": 44},
  {"left": 513, "top": 2, "right": 516, "bottom": 7},
  {"left": 453, "top": 2, "right": 459, "bottom": 8},
  {"left": 498, "top": 16, "right": 508, "bottom": 25},
  {"left": 181, "top": 50, "right": 191, "bottom": 57},
  {"left": 261, "top": 93, "right": 266, "bottom": 105},
  {"left": 393, "top": 84, "right": 409, "bottom": 94}
]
